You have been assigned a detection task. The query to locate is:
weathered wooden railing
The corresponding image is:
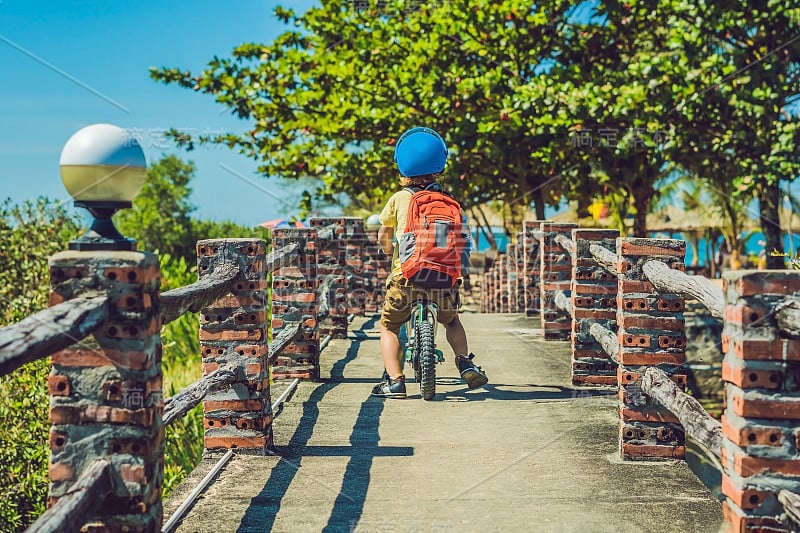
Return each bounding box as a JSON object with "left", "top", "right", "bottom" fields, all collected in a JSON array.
[
  {"left": 0, "top": 296, "right": 109, "bottom": 375},
  {"left": 0, "top": 216, "right": 387, "bottom": 532},
  {"left": 482, "top": 224, "right": 800, "bottom": 532}
]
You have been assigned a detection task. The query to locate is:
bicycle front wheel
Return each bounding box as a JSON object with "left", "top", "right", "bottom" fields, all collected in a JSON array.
[{"left": 416, "top": 321, "right": 436, "bottom": 400}]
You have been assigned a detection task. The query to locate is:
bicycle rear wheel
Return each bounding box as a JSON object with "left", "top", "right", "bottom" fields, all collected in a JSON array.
[{"left": 416, "top": 321, "right": 436, "bottom": 400}]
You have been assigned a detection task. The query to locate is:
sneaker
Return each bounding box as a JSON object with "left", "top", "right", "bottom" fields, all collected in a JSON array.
[
  {"left": 456, "top": 354, "right": 488, "bottom": 389},
  {"left": 371, "top": 375, "right": 407, "bottom": 399}
]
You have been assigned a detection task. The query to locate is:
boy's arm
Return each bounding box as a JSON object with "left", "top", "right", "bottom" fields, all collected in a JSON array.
[{"left": 378, "top": 225, "right": 395, "bottom": 255}]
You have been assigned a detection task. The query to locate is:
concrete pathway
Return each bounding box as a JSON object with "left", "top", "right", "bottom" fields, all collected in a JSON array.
[{"left": 166, "top": 313, "right": 723, "bottom": 533}]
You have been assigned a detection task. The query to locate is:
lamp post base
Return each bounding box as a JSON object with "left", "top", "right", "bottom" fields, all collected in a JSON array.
[{"left": 69, "top": 201, "right": 138, "bottom": 252}]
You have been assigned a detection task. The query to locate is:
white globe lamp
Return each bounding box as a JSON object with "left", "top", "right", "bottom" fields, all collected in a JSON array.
[{"left": 59, "top": 124, "right": 147, "bottom": 250}]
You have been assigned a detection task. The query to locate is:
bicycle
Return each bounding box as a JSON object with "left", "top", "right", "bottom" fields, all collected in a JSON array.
[{"left": 402, "top": 296, "right": 445, "bottom": 401}]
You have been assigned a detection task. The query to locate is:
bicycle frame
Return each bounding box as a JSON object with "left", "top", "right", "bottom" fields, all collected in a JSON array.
[{"left": 404, "top": 297, "right": 444, "bottom": 367}]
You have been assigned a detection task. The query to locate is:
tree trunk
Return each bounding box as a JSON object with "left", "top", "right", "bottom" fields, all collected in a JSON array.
[
  {"left": 532, "top": 186, "right": 545, "bottom": 220},
  {"left": 473, "top": 205, "right": 498, "bottom": 250},
  {"left": 631, "top": 187, "right": 652, "bottom": 238},
  {"left": 760, "top": 181, "right": 785, "bottom": 269}
]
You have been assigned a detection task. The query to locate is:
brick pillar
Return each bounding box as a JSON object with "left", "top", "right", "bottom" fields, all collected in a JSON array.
[
  {"left": 571, "top": 229, "right": 620, "bottom": 386},
  {"left": 497, "top": 254, "right": 509, "bottom": 313},
  {"left": 506, "top": 244, "right": 519, "bottom": 313},
  {"left": 364, "top": 226, "right": 390, "bottom": 315},
  {"left": 515, "top": 232, "right": 526, "bottom": 313},
  {"left": 540, "top": 222, "right": 577, "bottom": 340},
  {"left": 197, "top": 239, "right": 272, "bottom": 454},
  {"left": 720, "top": 271, "right": 800, "bottom": 532},
  {"left": 49, "top": 250, "right": 163, "bottom": 531},
  {"left": 484, "top": 266, "right": 495, "bottom": 313},
  {"left": 271, "top": 228, "right": 320, "bottom": 380},
  {"left": 616, "top": 238, "right": 687, "bottom": 460},
  {"left": 341, "top": 217, "right": 369, "bottom": 317},
  {"left": 523, "top": 220, "right": 548, "bottom": 317},
  {"left": 308, "top": 218, "right": 348, "bottom": 339}
]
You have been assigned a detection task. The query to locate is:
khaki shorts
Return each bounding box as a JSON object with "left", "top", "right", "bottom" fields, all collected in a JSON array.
[{"left": 380, "top": 275, "right": 460, "bottom": 334}]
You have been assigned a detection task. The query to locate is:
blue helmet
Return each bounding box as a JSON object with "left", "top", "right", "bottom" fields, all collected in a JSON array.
[{"left": 393, "top": 127, "right": 448, "bottom": 177}]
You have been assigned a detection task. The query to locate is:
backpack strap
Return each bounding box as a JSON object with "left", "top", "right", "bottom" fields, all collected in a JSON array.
[{"left": 404, "top": 183, "right": 453, "bottom": 198}]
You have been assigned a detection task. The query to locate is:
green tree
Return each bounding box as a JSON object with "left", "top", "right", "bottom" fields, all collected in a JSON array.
[
  {"left": 115, "top": 155, "right": 197, "bottom": 260},
  {"left": 673, "top": 1, "right": 800, "bottom": 268},
  {"left": 150, "top": 0, "right": 583, "bottom": 220},
  {"left": 115, "top": 154, "right": 271, "bottom": 262}
]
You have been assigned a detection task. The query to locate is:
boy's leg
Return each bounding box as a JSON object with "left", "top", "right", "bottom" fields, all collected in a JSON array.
[
  {"left": 436, "top": 291, "right": 488, "bottom": 390},
  {"left": 373, "top": 278, "right": 411, "bottom": 398}
]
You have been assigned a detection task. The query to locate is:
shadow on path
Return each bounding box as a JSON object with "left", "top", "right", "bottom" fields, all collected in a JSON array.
[{"left": 237, "top": 316, "right": 413, "bottom": 533}]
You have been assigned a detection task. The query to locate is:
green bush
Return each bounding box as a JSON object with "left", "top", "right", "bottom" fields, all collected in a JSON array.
[{"left": 0, "top": 199, "right": 79, "bottom": 532}]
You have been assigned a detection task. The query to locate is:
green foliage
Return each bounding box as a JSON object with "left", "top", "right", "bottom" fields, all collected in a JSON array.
[
  {"left": 116, "top": 154, "right": 271, "bottom": 263},
  {"left": 151, "top": 1, "right": 799, "bottom": 243},
  {"left": 158, "top": 254, "right": 204, "bottom": 498},
  {"left": 0, "top": 198, "right": 79, "bottom": 532}
]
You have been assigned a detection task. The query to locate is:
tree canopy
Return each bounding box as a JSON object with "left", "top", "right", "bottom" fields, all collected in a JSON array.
[{"left": 151, "top": 0, "right": 800, "bottom": 253}]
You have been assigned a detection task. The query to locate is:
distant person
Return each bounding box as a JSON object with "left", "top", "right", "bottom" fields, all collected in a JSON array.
[{"left": 372, "top": 127, "right": 488, "bottom": 398}]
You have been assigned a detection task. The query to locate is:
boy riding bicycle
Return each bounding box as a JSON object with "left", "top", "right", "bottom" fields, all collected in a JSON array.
[{"left": 372, "top": 126, "right": 488, "bottom": 399}]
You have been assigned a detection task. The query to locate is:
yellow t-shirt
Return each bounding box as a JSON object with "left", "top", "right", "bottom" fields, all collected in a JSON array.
[{"left": 379, "top": 189, "right": 413, "bottom": 280}]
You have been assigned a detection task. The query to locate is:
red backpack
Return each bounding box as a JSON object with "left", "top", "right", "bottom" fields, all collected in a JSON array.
[{"left": 398, "top": 184, "right": 466, "bottom": 289}]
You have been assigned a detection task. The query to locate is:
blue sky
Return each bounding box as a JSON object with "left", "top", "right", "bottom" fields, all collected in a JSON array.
[{"left": 0, "top": 0, "right": 318, "bottom": 227}]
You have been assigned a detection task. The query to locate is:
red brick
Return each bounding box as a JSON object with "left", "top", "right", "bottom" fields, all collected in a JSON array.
[
  {"left": 619, "top": 280, "right": 653, "bottom": 293},
  {"left": 620, "top": 407, "right": 681, "bottom": 424},
  {"left": 204, "top": 435, "right": 271, "bottom": 450},
  {"left": 723, "top": 335, "right": 784, "bottom": 361},
  {"left": 203, "top": 399, "right": 265, "bottom": 412},
  {"left": 572, "top": 283, "right": 617, "bottom": 295},
  {"left": 48, "top": 375, "right": 71, "bottom": 396},
  {"left": 572, "top": 375, "right": 617, "bottom": 385},
  {"left": 722, "top": 474, "right": 772, "bottom": 511},
  {"left": 721, "top": 415, "right": 783, "bottom": 447},
  {"left": 618, "top": 296, "right": 649, "bottom": 312},
  {"left": 231, "top": 344, "right": 268, "bottom": 358},
  {"left": 723, "top": 445, "right": 800, "bottom": 477},
  {"left": 620, "top": 443, "right": 685, "bottom": 459},
  {"left": 52, "top": 347, "right": 153, "bottom": 370},
  {"left": 572, "top": 309, "right": 617, "bottom": 321},
  {"left": 617, "top": 315, "right": 683, "bottom": 331},
  {"left": 211, "top": 293, "right": 268, "bottom": 309},
  {"left": 619, "top": 333, "right": 651, "bottom": 348},
  {"left": 720, "top": 499, "right": 786, "bottom": 533},
  {"left": 199, "top": 329, "right": 264, "bottom": 341},
  {"left": 572, "top": 349, "right": 614, "bottom": 360},
  {"left": 619, "top": 240, "right": 685, "bottom": 257},
  {"left": 120, "top": 464, "right": 147, "bottom": 485},
  {"left": 572, "top": 229, "right": 619, "bottom": 240},
  {"left": 722, "top": 362, "right": 782, "bottom": 390},
  {"left": 49, "top": 430, "right": 68, "bottom": 452},
  {"left": 730, "top": 387, "right": 800, "bottom": 419},
  {"left": 202, "top": 362, "right": 220, "bottom": 374},
  {"left": 728, "top": 272, "right": 800, "bottom": 297},
  {"left": 617, "top": 351, "right": 686, "bottom": 365},
  {"left": 49, "top": 462, "right": 74, "bottom": 482},
  {"left": 233, "top": 279, "right": 269, "bottom": 291},
  {"left": 102, "top": 264, "right": 160, "bottom": 284},
  {"left": 656, "top": 298, "right": 684, "bottom": 312},
  {"left": 725, "top": 304, "right": 770, "bottom": 328}
]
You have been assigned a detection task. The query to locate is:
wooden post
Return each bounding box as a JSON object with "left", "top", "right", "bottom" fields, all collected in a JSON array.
[{"left": 48, "top": 250, "right": 163, "bottom": 530}]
